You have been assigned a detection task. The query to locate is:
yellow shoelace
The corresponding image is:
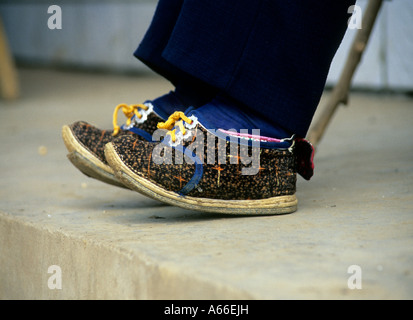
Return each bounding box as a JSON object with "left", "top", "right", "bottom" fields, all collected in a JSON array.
[
  {"left": 156, "top": 111, "right": 193, "bottom": 143},
  {"left": 112, "top": 103, "right": 149, "bottom": 136}
]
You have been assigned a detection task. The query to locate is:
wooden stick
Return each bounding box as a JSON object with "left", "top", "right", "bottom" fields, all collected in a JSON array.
[
  {"left": 0, "top": 17, "right": 19, "bottom": 100},
  {"left": 306, "top": 0, "right": 383, "bottom": 147}
]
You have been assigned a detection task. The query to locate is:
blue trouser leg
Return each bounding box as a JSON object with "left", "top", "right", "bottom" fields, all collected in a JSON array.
[{"left": 135, "top": 0, "right": 355, "bottom": 137}]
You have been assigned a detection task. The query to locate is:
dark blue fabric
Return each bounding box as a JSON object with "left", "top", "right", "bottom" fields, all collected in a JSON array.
[
  {"left": 150, "top": 89, "right": 217, "bottom": 120},
  {"left": 150, "top": 91, "right": 185, "bottom": 121},
  {"left": 188, "top": 95, "right": 293, "bottom": 139},
  {"left": 135, "top": 0, "right": 355, "bottom": 138},
  {"left": 133, "top": 0, "right": 184, "bottom": 85},
  {"left": 135, "top": 0, "right": 217, "bottom": 107}
]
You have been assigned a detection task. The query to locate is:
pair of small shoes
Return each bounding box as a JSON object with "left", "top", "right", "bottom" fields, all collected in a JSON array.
[{"left": 62, "top": 101, "right": 314, "bottom": 215}]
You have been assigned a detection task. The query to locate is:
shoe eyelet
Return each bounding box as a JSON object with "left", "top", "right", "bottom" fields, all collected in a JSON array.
[
  {"left": 184, "top": 115, "right": 198, "bottom": 130},
  {"left": 133, "top": 102, "right": 153, "bottom": 125},
  {"left": 168, "top": 131, "right": 183, "bottom": 147}
]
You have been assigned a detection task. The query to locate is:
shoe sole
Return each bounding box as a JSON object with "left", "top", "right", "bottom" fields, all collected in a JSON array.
[
  {"left": 105, "top": 142, "right": 298, "bottom": 215},
  {"left": 61, "top": 125, "right": 127, "bottom": 189}
]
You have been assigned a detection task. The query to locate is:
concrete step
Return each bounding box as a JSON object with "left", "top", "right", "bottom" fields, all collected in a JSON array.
[{"left": 1, "top": 68, "right": 412, "bottom": 299}]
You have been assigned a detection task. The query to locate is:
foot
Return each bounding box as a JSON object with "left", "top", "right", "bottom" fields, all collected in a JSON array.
[{"left": 104, "top": 111, "right": 301, "bottom": 215}]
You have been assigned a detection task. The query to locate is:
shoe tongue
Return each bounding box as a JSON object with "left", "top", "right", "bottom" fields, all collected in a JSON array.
[
  {"left": 183, "top": 106, "right": 197, "bottom": 115},
  {"left": 142, "top": 102, "right": 164, "bottom": 122},
  {"left": 149, "top": 92, "right": 186, "bottom": 121}
]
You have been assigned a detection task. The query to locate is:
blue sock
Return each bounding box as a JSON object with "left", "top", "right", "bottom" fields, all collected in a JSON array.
[
  {"left": 151, "top": 82, "right": 217, "bottom": 120},
  {"left": 188, "top": 94, "right": 294, "bottom": 139},
  {"left": 150, "top": 91, "right": 185, "bottom": 120}
]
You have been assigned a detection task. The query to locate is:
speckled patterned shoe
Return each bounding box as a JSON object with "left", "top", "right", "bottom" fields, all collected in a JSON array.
[
  {"left": 62, "top": 102, "right": 164, "bottom": 188},
  {"left": 105, "top": 111, "right": 313, "bottom": 215}
]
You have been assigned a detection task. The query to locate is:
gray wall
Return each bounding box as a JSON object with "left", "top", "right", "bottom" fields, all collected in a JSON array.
[
  {"left": 327, "top": 0, "right": 413, "bottom": 91},
  {"left": 0, "top": 0, "right": 157, "bottom": 73},
  {"left": 1, "top": 0, "right": 412, "bottom": 90}
]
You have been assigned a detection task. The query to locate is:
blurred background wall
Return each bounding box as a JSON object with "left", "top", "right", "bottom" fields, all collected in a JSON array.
[{"left": 0, "top": 0, "right": 412, "bottom": 91}]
